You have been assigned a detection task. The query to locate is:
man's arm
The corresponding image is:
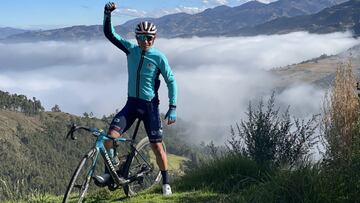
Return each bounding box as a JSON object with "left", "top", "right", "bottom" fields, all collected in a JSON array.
[
  {"left": 159, "top": 55, "right": 177, "bottom": 125},
  {"left": 103, "top": 2, "right": 134, "bottom": 55},
  {"left": 159, "top": 56, "right": 177, "bottom": 107}
]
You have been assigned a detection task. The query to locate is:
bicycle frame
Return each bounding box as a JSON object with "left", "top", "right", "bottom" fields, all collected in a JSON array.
[
  {"left": 83, "top": 119, "right": 152, "bottom": 187},
  {"left": 90, "top": 129, "right": 131, "bottom": 186}
]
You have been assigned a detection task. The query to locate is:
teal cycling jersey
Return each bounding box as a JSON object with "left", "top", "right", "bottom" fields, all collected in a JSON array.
[{"left": 103, "top": 13, "right": 177, "bottom": 106}]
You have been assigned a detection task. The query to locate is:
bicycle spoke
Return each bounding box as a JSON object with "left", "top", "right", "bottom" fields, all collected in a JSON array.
[{"left": 123, "top": 138, "right": 163, "bottom": 196}]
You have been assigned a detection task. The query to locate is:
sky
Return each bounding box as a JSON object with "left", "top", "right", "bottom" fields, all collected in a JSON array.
[
  {"left": 0, "top": 0, "right": 277, "bottom": 29},
  {"left": 0, "top": 31, "right": 359, "bottom": 144}
]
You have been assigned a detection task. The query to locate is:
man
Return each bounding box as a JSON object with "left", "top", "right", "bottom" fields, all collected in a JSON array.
[{"left": 94, "top": 2, "right": 177, "bottom": 195}]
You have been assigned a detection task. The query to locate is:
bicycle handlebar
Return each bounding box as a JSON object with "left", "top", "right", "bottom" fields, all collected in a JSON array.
[
  {"left": 66, "top": 123, "right": 133, "bottom": 143},
  {"left": 66, "top": 123, "right": 104, "bottom": 140},
  {"left": 66, "top": 123, "right": 132, "bottom": 142}
]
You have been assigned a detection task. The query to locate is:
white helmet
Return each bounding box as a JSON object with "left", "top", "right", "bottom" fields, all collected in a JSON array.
[{"left": 135, "top": 21, "right": 157, "bottom": 35}]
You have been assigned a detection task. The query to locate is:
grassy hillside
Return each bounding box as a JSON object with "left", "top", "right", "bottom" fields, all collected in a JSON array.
[
  {"left": 272, "top": 48, "right": 360, "bottom": 89},
  {"left": 0, "top": 107, "right": 195, "bottom": 202}
]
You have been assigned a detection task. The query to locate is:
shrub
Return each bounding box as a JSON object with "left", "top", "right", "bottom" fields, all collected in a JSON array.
[
  {"left": 228, "top": 92, "right": 318, "bottom": 170},
  {"left": 321, "top": 61, "right": 360, "bottom": 167}
]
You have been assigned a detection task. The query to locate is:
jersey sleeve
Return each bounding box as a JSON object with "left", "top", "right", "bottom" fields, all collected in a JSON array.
[
  {"left": 159, "top": 55, "right": 177, "bottom": 106},
  {"left": 103, "top": 12, "right": 135, "bottom": 55}
]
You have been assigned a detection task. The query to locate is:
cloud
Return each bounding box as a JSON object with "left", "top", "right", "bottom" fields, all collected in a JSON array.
[
  {"left": 115, "top": 8, "right": 148, "bottom": 18},
  {"left": 113, "top": 0, "right": 278, "bottom": 19},
  {"left": 203, "top": 0, "right": 229, "bottom": 5},
  {"left": 115, "top": 6, "right": 205, "bottom": 18},
  {"left": 0, "top": 31, "right": 359, "bottom": 144}
]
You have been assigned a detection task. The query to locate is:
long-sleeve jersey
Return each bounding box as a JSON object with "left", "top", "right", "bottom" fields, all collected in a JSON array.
[{"left": 103, "top": 13, "right": 177, "bottom": 106}]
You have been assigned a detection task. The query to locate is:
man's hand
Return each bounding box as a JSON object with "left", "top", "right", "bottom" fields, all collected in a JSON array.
[
  {"left": 104, "top": 2, "right": 117, "bottom": 13},
  {"left": 165, "top": 106, "right": 176, "bottom": 125}
]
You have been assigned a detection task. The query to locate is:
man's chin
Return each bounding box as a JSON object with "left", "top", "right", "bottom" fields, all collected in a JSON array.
[{"left": 141, "top": 46, "right": 150, "bottom": 51}]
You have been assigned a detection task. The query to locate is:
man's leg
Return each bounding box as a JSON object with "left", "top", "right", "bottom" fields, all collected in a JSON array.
[
  {"left": 104, "top": 130, "right": 121, "bottom": 150},
  {"left": 150, "top": 142, "right": 168, "bottom": 170},
  {"left": 143, "top": 99, "right": 172, "bottom": 194},
  {"left": 94, "top": 130, "right": 122, "bottom": 186},
  {"left": 150, "top": 142, "right": 172, "bottom": 195},
  {"left": 94, "top": 101, "right": 135, "bottom": 186}
]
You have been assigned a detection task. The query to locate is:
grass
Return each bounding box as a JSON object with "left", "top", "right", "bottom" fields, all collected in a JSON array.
[
  {"left": 8, "top": 153, "right": 360, "bottom": 203},
  {"left": 175, "top": 153, "right": 261, "bottom": 194},
  {"left": 9, "top": 186, "right": 230, "bottom": 203}
]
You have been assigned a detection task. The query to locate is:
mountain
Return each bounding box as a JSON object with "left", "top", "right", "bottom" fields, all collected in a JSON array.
[
  {"left": 121, "top": 0, "right": 349, "bottom": 37},
  {"left": 232, "top": 0, "right": 360, "bottom": 36},
  {"left": 0, "top": 0, "right": 350, "bottom": 42},
  {"left": 0, "top": 27, "right": 28, "bottom": 39}
]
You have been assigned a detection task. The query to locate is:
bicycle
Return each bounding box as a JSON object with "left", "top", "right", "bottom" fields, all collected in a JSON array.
[{"left": 62, "top": 119, "right": 164, "bottom": 203}]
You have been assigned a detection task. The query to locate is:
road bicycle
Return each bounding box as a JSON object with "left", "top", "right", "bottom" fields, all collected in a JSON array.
[{"left": 62, "top": 119, "right": 163, "bottom": 203}]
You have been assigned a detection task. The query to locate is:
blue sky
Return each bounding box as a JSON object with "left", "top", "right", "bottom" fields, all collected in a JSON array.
[{"left": 0, "top": 0, "right": 276, "bottom": 29}]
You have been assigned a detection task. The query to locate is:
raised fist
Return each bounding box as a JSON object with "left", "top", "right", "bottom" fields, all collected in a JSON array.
[{"left": 104, "top": 2, "right": 116, "bottom": 13}]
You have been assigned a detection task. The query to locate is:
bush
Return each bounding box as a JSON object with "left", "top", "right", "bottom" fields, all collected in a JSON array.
[
  {"left": 228, "top": 92, "right": 318, "bottom": 170},
  {"left": 321, "top": 61, "right": 360, "bottom": 167}
]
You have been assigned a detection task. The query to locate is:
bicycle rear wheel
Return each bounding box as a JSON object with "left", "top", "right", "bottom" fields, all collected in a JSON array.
[
  {"left": 123, "top": 137, "right": 164, "bottom": 196},
  {"left": 63, "top": 148, "right": 98, "bottom": 203}
]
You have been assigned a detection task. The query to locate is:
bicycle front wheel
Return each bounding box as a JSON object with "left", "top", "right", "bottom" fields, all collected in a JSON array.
[
  {"left": 63, "top": 148, "right": 98, "bottom": 203},
  {"left": 123, "top": 138, "right": 164, "bottom": 197}
]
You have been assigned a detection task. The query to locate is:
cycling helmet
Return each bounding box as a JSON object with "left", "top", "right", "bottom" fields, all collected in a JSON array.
[{"left": 135, "top": 21, "right": 157, "bottom": 35}]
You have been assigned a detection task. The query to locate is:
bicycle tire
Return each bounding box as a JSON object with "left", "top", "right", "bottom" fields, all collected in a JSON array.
[
  {"left": 62, "top": 148, "right": 97, "bottom": 203},
  {"left": 123, "top": 137, "right": 164, "bottom": 197}
]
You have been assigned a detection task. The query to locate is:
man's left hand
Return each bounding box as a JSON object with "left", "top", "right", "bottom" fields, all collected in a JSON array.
[{"left": 165, "top": 106, "right": 176, "bottom": 125}]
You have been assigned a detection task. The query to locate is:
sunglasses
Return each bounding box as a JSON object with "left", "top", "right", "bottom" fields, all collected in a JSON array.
[{"left": 136, "top": 35, "right": 155, "bottom": 42}]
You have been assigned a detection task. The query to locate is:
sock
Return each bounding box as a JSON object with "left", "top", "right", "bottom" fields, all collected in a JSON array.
[{"left": 161, "top": 170, "right": 169, "bottom": 185}]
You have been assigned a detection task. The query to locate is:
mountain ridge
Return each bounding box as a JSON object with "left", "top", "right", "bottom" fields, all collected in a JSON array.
[
  {"left": 1, "top": 0, "right": 351, "bottom": 42},
  {"left": 231, "top": 0, "right": 360, "bottom": 36}
]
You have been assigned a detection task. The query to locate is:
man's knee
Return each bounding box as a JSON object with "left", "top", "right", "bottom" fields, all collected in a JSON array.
[
  {"left": 151, "top": 142, "right": 165, "bottom": 153},
  {"left": 108, "top": 129, "right": 121, "bottom": 138}
]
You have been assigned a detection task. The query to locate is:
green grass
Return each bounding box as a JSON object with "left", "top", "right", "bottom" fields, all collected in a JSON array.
[
  {"left": 175, "top": 153, "right": 261, "bottom": 193},
  {"left": 9, "top": 153, "right": 360, "bottom": 203},
  {"left": 9, "top": 186, "right": 231, "bottom": 203}
]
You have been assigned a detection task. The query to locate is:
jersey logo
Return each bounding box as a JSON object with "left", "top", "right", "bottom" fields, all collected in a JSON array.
[{"left": 146, "top": 63, "right": 155, "bottom": 70}]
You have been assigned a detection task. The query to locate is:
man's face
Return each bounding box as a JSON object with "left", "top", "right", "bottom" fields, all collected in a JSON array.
[{"left": 136, "top": 34, "right": 156, "bottom": 51}]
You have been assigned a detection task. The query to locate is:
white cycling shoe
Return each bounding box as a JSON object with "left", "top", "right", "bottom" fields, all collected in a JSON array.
[{"left": 162, "top": 184, "right": 172, "bottom": 195}]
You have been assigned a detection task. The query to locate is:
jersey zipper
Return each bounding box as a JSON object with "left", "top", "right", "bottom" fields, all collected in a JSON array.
[{"left": 136, "top": 50, "right": 145, "bottom": 98}]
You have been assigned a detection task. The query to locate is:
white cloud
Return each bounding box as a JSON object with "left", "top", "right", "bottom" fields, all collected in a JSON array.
[
  {"left": 248, "top": 0, "right": 278, "bottom": 3},
  {"left": 0, "top": 31, "right": 359, "bottom": 144},
  {"left": 115, "top": 6, "right": 205, "bottom": 18},
  {"left": 115, "top": 8, "right": 147, "bottom": 18},
  {"left": 114, "top": 0, "right": 279, "bottom": 20},
  {"left": 203, "top": 0, "right": 229, "bottom": 5}
]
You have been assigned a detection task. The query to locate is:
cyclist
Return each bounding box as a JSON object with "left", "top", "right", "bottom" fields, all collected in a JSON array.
[{"left": 94, "top": 2, "right": 177, "bottom": 196}]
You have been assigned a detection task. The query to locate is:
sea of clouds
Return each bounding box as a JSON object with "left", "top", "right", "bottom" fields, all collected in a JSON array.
[{"left": 0, "top": 31, "right": 359, "bottom": 143}]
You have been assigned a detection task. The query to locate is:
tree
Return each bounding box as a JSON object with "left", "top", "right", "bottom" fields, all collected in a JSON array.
[{"left": 51, "top": 104, "right": 61, "bottom": 112}]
